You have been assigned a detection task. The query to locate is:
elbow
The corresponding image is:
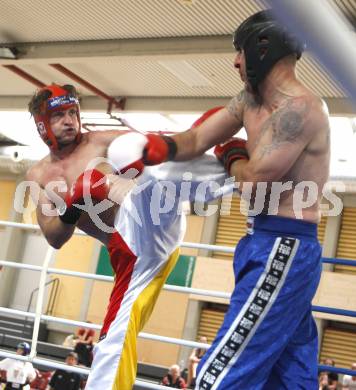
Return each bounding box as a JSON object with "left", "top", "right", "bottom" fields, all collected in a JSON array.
[
  {"left": 238, "top": 168, "right": 268, "bottom": 195},
  {"left": 189, "top": 132, "right": 206, "bottom": 159},
  {"left": 46, "top": 235, "right": 66, "bottom": 250},
  {"left": 42, "top": 224, "right": 73, "bottom": 249},
  {"left": 240, "top": 164, "right": 277, "bottom": 187},
  {"left": 239, "top": 165, "right": 259, "bottom": 186},
  {"left": 48, "top": 240, "right": 63, "bottom": 250}
]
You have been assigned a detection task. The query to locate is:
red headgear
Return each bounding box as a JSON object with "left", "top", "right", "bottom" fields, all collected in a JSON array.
[{"left": 33, "top": 84, "right": 81, "bottom": 151}]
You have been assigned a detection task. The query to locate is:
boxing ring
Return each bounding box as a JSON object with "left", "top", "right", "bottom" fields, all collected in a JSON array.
[
  {"left": 1, "top": 219, "right": 356, "bottom": 389},
  {"left": 0, "top": 1, "right": 355, "bottom": 388}
]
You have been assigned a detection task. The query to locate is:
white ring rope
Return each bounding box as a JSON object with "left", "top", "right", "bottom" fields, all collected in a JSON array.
[
  {"left": 0, "top": 259, "right": 114, "bottom": 282},
  {"left": 0, "top": 349, "right": 170, "bottom": 390},
  {"left": 0, "top": 349, "right": 167, "bottom": 390},
  {"left": 0, "top": 220, "right": 87, "bottom": 235},
  {"left": 0, "top": 306, "right": 211, "bottom": 350},
  {"left": 0, "top": 350, "right": 90, "bottom": 375},
  {"left": 0, "top": 259, "right": 231, "bottom": 299},
  {"left": 0, "top": 348, "right": 171, "bottom": 390},
  {"left": 134, "top": 381, "right": 174, "bottom": 390},
  {"left": 0, "top": 347, "right": 169, "bottom": 390},
  {"left": 0, "top": 220, "right": 235, "bottom": 253}
]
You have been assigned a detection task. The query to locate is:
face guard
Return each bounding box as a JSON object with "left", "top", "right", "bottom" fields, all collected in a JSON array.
[{"left": 33, "top": 84, "right": 81, "bottom": 151}]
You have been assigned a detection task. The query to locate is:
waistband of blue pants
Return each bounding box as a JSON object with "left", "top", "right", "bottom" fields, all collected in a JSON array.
[{"left": 248, "top": 215, "right": 318, "bottom": 238}]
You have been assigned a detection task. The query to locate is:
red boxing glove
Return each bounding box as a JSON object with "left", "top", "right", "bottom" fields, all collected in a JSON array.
[
  {"left": 214, "top": 138, "right": 249, "bottom": 175},
  {"left": 142, "top": 133, "right": 177, "bottom": 165},
  {"left": 190, "top": 106, "right": 224, "bottom": 129},
  {"left": 59, "top": 169, "right": 109, "bottom": 224},
  {"left": 143, "top": 107, "right": 224, "bottom": 164}
]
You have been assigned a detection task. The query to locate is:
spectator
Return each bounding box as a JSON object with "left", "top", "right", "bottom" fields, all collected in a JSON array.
[
  {"left": 343, "top": 363, "right": 356, "bottom": 390},
  {"left": 187, "top": 336, "right": 208, "bottom": 388},
  {"left": 73, "top": 324, "right": 95, "bottom": 367},
  {"left": 62, "top": 334, "right": 78, "bottom": 349},
  {"left": 1, "top": 367, "right": 7, "bottom": 386},
  {"left": 319, "top": 372, "right": 330, "bottom": 390},
  {"left": 75, "top": 323, "right": 95, "bottom": 345},
  {"left": 48, "top": 352, "right": 82, "bottom": 390},
  {"left": 161, "top": 364, "right": 186, "bottom": 389},
  {"left": 320, "top": 358, "right": 339, "bottom": 390},
  {"left": 29, "top": 369, "right": 52, "bottom": 390},
  {"left": 0, "top": 342, "right": 36, "bottom": 390}
]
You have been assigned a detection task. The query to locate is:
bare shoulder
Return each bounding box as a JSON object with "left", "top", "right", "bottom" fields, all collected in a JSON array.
[
  {"left": 26, "top": 157, "right": 49, "bottom": 183},
  {"left": 271, "top": 93, "right": 327, "bottom": 144},
  {"left": 300, "top": 93, "right": 330, "bottom": 138},
  {"left": 226, "top": 90, "right": 247, "bottom": 123}
]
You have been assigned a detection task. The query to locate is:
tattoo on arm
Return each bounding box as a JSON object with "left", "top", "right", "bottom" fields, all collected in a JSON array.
[
  {"left": 226, "top": 90, "right": 245, "bottom": 121},
  {"left": 258, "top": 98, "right": 309, "bottom": 158}
]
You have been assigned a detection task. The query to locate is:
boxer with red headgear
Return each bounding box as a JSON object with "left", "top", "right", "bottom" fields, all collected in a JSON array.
[
  {"left": 31, "top": 84, "right": 81, "bottom": 151},
  {"left": 26, "top": 86, "right": 230, "bottom": 390}
]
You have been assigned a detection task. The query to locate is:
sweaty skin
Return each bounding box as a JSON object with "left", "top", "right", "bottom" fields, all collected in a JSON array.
[
  {"left": 169, "top": 53, "right": 330, "bottom": 223},
  {"left": 26, "top": 108, "right": 129, "bottom": 248}
]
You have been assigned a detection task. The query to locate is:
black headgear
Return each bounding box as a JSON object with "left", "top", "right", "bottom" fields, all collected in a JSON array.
[
  {"left": 233, "top": 10, "right": 305, "bottom": 91},
  {"left": 17, "top": 342, "right": 31, "bottom": 356}
]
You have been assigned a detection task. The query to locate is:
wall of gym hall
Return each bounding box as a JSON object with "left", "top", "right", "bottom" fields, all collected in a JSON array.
[
  {"left": 0, "top": 180, "right": 98, "bottom": 341},
  {"left": 20, "top": 196, "right": 98, "bottom": 334}
]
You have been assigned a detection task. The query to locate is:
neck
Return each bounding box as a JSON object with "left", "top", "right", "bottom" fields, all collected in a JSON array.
[
  {"left": 50, "top": 142, "right": 78, "bottom": 160},
  {"left": 256, "top": 57, "right": 299, "bottom": 110}
]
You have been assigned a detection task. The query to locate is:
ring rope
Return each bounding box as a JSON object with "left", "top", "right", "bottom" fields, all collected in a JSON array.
[
  {"left": 0, "top": 351, "right": 183, "bottom": 390},
  {"left": 0, "top": 306, "right": 210, "bottom": 350},
  {"left": 0, "top": 259, "right": 231, "bottom": 298},
  {"left": 0, "top": 220, "right": 236, "bottom": 253},
  {"left": 5, "top": 221, "right": 356, "bottom": 264}
]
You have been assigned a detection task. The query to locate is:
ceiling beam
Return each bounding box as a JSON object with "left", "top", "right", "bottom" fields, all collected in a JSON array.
[
  {"left": 0, "top": 96, "right": 354, "bottom": 116},
  {"left": 0, "top": 35, "right": 233, "bottom": 64}
]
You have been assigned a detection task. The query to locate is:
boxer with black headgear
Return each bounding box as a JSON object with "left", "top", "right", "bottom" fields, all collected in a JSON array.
[
  {"left": 232, "top": 10, "right": 305, "bottom": 92},
  {"left": 124, "top": 8, "right": 331, "bottom": 390}
]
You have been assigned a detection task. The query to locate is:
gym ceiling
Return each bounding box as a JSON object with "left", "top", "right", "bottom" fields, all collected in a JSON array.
[{"left": 0, "top": 0, "right": 354, "bottom": 117}]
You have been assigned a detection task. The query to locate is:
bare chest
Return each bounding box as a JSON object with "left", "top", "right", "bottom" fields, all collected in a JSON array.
[
  {"left": 243, "top": 108, "right": 272, "bottom": 152},
  {"left": 39, "top": 144, "right": 107, "bottom": 192}
]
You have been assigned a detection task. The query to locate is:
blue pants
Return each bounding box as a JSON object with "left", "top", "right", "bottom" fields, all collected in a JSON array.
[{"left": 196, "top": 215, "right": 322, "bottom": 390}]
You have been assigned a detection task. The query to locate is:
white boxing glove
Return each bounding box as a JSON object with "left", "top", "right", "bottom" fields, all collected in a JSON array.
[{"left": 107, "top": 132, "right": 148, "bottom": 176}]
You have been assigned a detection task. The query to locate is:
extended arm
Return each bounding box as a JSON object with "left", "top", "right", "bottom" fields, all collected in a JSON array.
[
  {"left": 107, "top": 92, "right": 247, "bottom": 173},
  {"left": 171, "top": 93, "right": 245, "bottom": 160}
]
